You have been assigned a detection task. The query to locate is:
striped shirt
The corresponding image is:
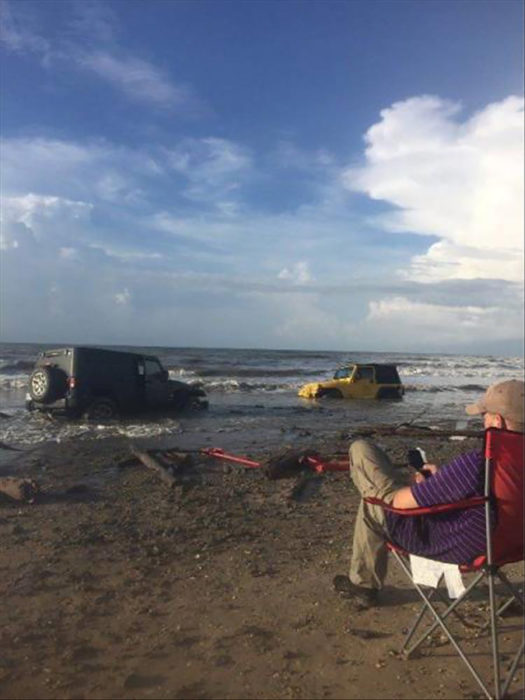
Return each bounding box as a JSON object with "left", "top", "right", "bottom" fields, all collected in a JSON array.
[{"left": 385, "top": 450, "right": 490, "bottom": 564}]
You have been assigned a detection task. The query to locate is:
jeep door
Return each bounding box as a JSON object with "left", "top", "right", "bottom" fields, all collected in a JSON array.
[
  {"left": 349, "top": 366, "right": 377, "bottom": 398},
  {"left": 143, "top": 358, "right": 171, "bottom": 407}
]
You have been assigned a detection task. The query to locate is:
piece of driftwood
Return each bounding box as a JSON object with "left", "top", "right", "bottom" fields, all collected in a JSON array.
[
  {"left": 131, "top": 448, "right": 177, "bottom": 487},
  {"left": 161, "top": 450, "right": 195, "bottom": 472},
  {"left": 0, "top": 441, "right": 25, "bottom": 451},
  {"left": 354, "top": 426, "right": 483, "bottom": 439},
  {"left": 0, "top": 477, "right": 39, "bottom": 502}
]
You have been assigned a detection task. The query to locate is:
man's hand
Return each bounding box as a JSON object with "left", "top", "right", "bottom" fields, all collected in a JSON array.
[
  {"left": 410, "top": 463, "right": 439, "bottom": 484},
  {"left": 394, "top": 462, "right": 442, "bottom": 507},
  {"left": 423, "top": 463, "right": 439, "bottom": 476}
]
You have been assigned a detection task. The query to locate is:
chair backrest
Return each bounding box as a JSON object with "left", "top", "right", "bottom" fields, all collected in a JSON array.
[{"left": 486, "top": 428, "right": 524, "bottom": 565}]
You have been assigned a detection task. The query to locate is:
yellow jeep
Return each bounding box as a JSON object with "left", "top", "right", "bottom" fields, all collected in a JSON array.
[{"left": 298, "top": 363, "right": 404, "bottom": 400}]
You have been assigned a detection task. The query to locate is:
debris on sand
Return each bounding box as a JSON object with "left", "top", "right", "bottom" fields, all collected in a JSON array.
[{"left": 0, "top": 476, "right": 39, "bottom": 502}]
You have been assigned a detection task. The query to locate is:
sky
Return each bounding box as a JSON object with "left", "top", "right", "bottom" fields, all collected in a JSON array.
[{"left": 0, "top": 0, "right": 523, "bottom": 355}]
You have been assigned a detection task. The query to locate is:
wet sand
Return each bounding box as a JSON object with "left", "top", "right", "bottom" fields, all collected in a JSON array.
[{"left": 0, "top": 416, "right": 523, "bottom": 700}]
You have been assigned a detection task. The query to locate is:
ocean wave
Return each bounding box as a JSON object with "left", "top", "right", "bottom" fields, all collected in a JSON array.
[
  {"left": 204, "top": 379, "right": 296, "bottom": 393},
  {"left": 0, "top": 412, "right": 183, "bottom": 446},
  {"left": 0, "top": 375, "right": 28, "bottom": 390},
  {"left": 0, "top": 360, "right": 35, "bottom": 374},
  {"left": 167, "top": 367, "right": 201, "bottom": 380},
  {"left": 400, "top": 365, "right": 521, "bottom": 378},
  {"left": 196, "top": 367, "right": 316, "bottom": 378},
  {"left": 404, "top": 383, "right": 486, "bottom": 393}
]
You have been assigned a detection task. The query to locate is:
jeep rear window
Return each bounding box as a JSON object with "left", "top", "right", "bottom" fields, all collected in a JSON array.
[{"left": 374, "top": 365, "right": 401, "bottom": 383}]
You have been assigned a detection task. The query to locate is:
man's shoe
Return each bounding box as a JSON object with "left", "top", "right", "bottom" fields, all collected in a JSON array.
[{"left": 333, "top": 574, "right": 379, "bottom": 608}]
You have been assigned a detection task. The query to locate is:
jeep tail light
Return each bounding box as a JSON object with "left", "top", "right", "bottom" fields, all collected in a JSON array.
[{"left": 68, "top": 377, "right": 76, "bottom": 389}]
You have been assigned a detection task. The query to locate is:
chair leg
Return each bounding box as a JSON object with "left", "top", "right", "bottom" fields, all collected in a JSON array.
[
  {"left": 497, "top": 570, "right": 525, "bottom": 611},
  {"left": 392, "top": 551, "right": 492, "bottom": 700},
  {"left": 404, "top": 567, "right": 485, "bottom": 656},
  {"left": 500, "top": 635, "right": 525, "bottom": 699},
  {"left": 494, "top": 571, "right": 524, "bottom": 698},
  {"left": 402, "top": 584, "right": 440, "bottom": 652},
  {"left": 402, "top": 581, "right": 477, "bottom": 651},
  {"left": 488, "top": 571, "right": 501, "bottom": 699}
]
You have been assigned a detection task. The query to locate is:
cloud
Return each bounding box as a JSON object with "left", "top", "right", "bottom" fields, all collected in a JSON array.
[
  {"left": 0, "top": 0, "right": 51, "bottom": 57},
  {"left": 0, "top": 137, "right": 161, "bottom": 206},
  {"left": 278, "top": 261, "right": 313, "bottom": 284},
  {"left": 366, "top": 296, "right": 520, "bottom": 349},
  {"left": 0, "top": 104, "right": 523, "bottom": 352},
  {"left": 165, "top": 137, "right": 252, "bottom": 204},
  {"left": 344, "top": 95, "right": 524, "bottom": 283},
  {"left": 77, "top": 51, "right": 193, "bottom": 108},
  {"left": 68, "top": 1, "right": 118, "bottom": 44},
  {"left": 114, "top": 288, "right": 131, "bottom": 305},
  {"left": 0, "top": 1, "right": 198, "bottom": 111},
  {"left": 0, "top": 193, "right": 93, "bottom": 249}
]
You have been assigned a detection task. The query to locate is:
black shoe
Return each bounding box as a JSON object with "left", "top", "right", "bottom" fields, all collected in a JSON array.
[{"left": 333, "top": 575, "right": 379, "bottom": 608}]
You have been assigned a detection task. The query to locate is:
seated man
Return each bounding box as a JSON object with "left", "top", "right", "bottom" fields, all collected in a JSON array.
[{"left": 334, "top": 379, "right": 524, "bottom": 608}]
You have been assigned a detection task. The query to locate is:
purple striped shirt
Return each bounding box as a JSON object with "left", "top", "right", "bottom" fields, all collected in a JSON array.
[{"left": 385, "top": 450, "right": 490, "bottom": 564}]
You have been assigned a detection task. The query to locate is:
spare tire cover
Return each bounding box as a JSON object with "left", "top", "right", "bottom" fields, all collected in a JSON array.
[{"left": 29, "top": 367, "right": 67, "bottom": 402}]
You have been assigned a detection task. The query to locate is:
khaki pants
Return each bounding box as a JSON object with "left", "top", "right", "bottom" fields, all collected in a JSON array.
[{"left": 348, "top": 439, "right": 408, "bottom": 590}]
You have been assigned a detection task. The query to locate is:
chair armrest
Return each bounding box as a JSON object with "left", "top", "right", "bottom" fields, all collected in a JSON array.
[{"left": 364, "top": 495, "right": 486, "bottom": 516}]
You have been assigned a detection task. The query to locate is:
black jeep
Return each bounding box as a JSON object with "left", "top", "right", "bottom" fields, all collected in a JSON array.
[{"left": 25, "top": 346, "right": 208, "bottom": 420}]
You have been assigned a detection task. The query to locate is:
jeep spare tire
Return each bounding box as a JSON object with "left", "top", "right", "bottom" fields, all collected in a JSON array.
[{"left": 28, "top": 367, "right": 68, "bottom": 402}]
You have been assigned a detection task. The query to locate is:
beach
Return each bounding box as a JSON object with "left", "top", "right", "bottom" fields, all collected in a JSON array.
[{"left": 1, "top": 406, "right": 523, "bottom": 700}]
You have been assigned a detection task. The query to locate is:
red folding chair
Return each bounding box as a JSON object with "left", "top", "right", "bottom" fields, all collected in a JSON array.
[{"left": 365, "top": 428, "right": 524, "bottom": 700}]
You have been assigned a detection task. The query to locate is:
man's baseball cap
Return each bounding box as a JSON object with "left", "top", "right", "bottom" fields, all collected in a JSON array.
[{"left": 465, "top": 379, "right": 525, "bottom": 424}]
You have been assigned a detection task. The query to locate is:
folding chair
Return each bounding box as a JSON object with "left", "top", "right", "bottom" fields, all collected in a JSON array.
[{"left": 365, "top": 428, "right": 524, "bottom": 700}]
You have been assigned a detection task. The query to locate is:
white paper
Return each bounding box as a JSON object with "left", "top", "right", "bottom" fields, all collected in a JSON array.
[{"left": 409, "top": 554, "right": 466, "bottom": 599}]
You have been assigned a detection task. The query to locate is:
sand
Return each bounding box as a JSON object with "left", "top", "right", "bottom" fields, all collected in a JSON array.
[{"left": 0, "top": 419, "right": 523, "bottom": 700}]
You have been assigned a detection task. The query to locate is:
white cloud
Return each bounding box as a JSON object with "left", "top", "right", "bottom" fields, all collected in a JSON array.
[
  {"left": 0, "top": 0, "right": 51, "bottom": 57},
  {"left": 114, "top": 288, "right": 131, "bottom": 305},
  {"left": 0, "top": 1, "right": 197, "bottom": 110},
  {"left": 166, "top": 137, "right": 252, "bottom": 203},
  {"left": 0, "top": 193, "right": 93, "bottom": 248},
  {"left": 278, "top": 261, "right": 313, "bottom": 284},
  {"left": 344, "top": 95, "right": 524, "bottom": 283},
  {"left": 68, "top": 1, "right": 118, "bottom": 44},
  {"left": 366, "top": 296, "right": 520, "bottom": 347},
  {"left": 0, "top": 104, "right": 523, "bottom": 352},
  {"left": 0, "top": 137, "right": 161, "bottom": 206},
  {"left": 78, "top": 51, "right": 192, "bottom": 108}
]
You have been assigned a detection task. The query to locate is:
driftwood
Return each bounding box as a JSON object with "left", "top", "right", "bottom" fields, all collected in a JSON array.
[
  {"left": 0, "top": 441, "right": 25, "bottom": 451},
  {"left": 131, "top": 447, "right": 177, "bottom": 487},
  {"left": 0, "top": 477, "right": 39, "bottom": 502},
  {"left": 353, "top": 426, "right": 483, "bottom": 439},
  {"left": 161, "top": 450, "right": 195, "bottom": 471}
]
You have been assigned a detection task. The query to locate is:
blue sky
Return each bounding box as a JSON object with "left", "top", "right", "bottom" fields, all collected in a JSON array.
[{"left": 1, "top": 0, "right": 523, "bottom": 353}]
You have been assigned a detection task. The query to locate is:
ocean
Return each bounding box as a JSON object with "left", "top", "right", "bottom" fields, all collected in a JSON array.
[{"left": 0, "top": 342, "right": 523, "bottom": 448}]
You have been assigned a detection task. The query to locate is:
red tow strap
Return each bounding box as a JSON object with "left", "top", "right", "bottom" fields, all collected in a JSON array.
[
  {"left": 303, "top": 456, "right": 348, "bottom": 473},
  {"left": 201, "top": 447, "right": 349, "bottom": 473},
  {"left": 200, "top": 447, "right": 261, "bottom": 468}
]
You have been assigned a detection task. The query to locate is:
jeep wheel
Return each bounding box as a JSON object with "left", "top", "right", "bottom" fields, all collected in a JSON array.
[
  {"left": 28, "top": 367, "right": 68, "bottom": 402},
  {"left": 84, "top": 398, "right": 118, "bottom": 421},
  {"left": 318, "top": 389, "right": 343, "bottom": 399},
  {"left": 189, "top": 396, "right": 209, "bottom": 411}
]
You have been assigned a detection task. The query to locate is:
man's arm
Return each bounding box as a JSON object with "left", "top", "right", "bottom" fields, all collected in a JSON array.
[{"left": 392, "top": 485, "right": 419, "bottom": 509}]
